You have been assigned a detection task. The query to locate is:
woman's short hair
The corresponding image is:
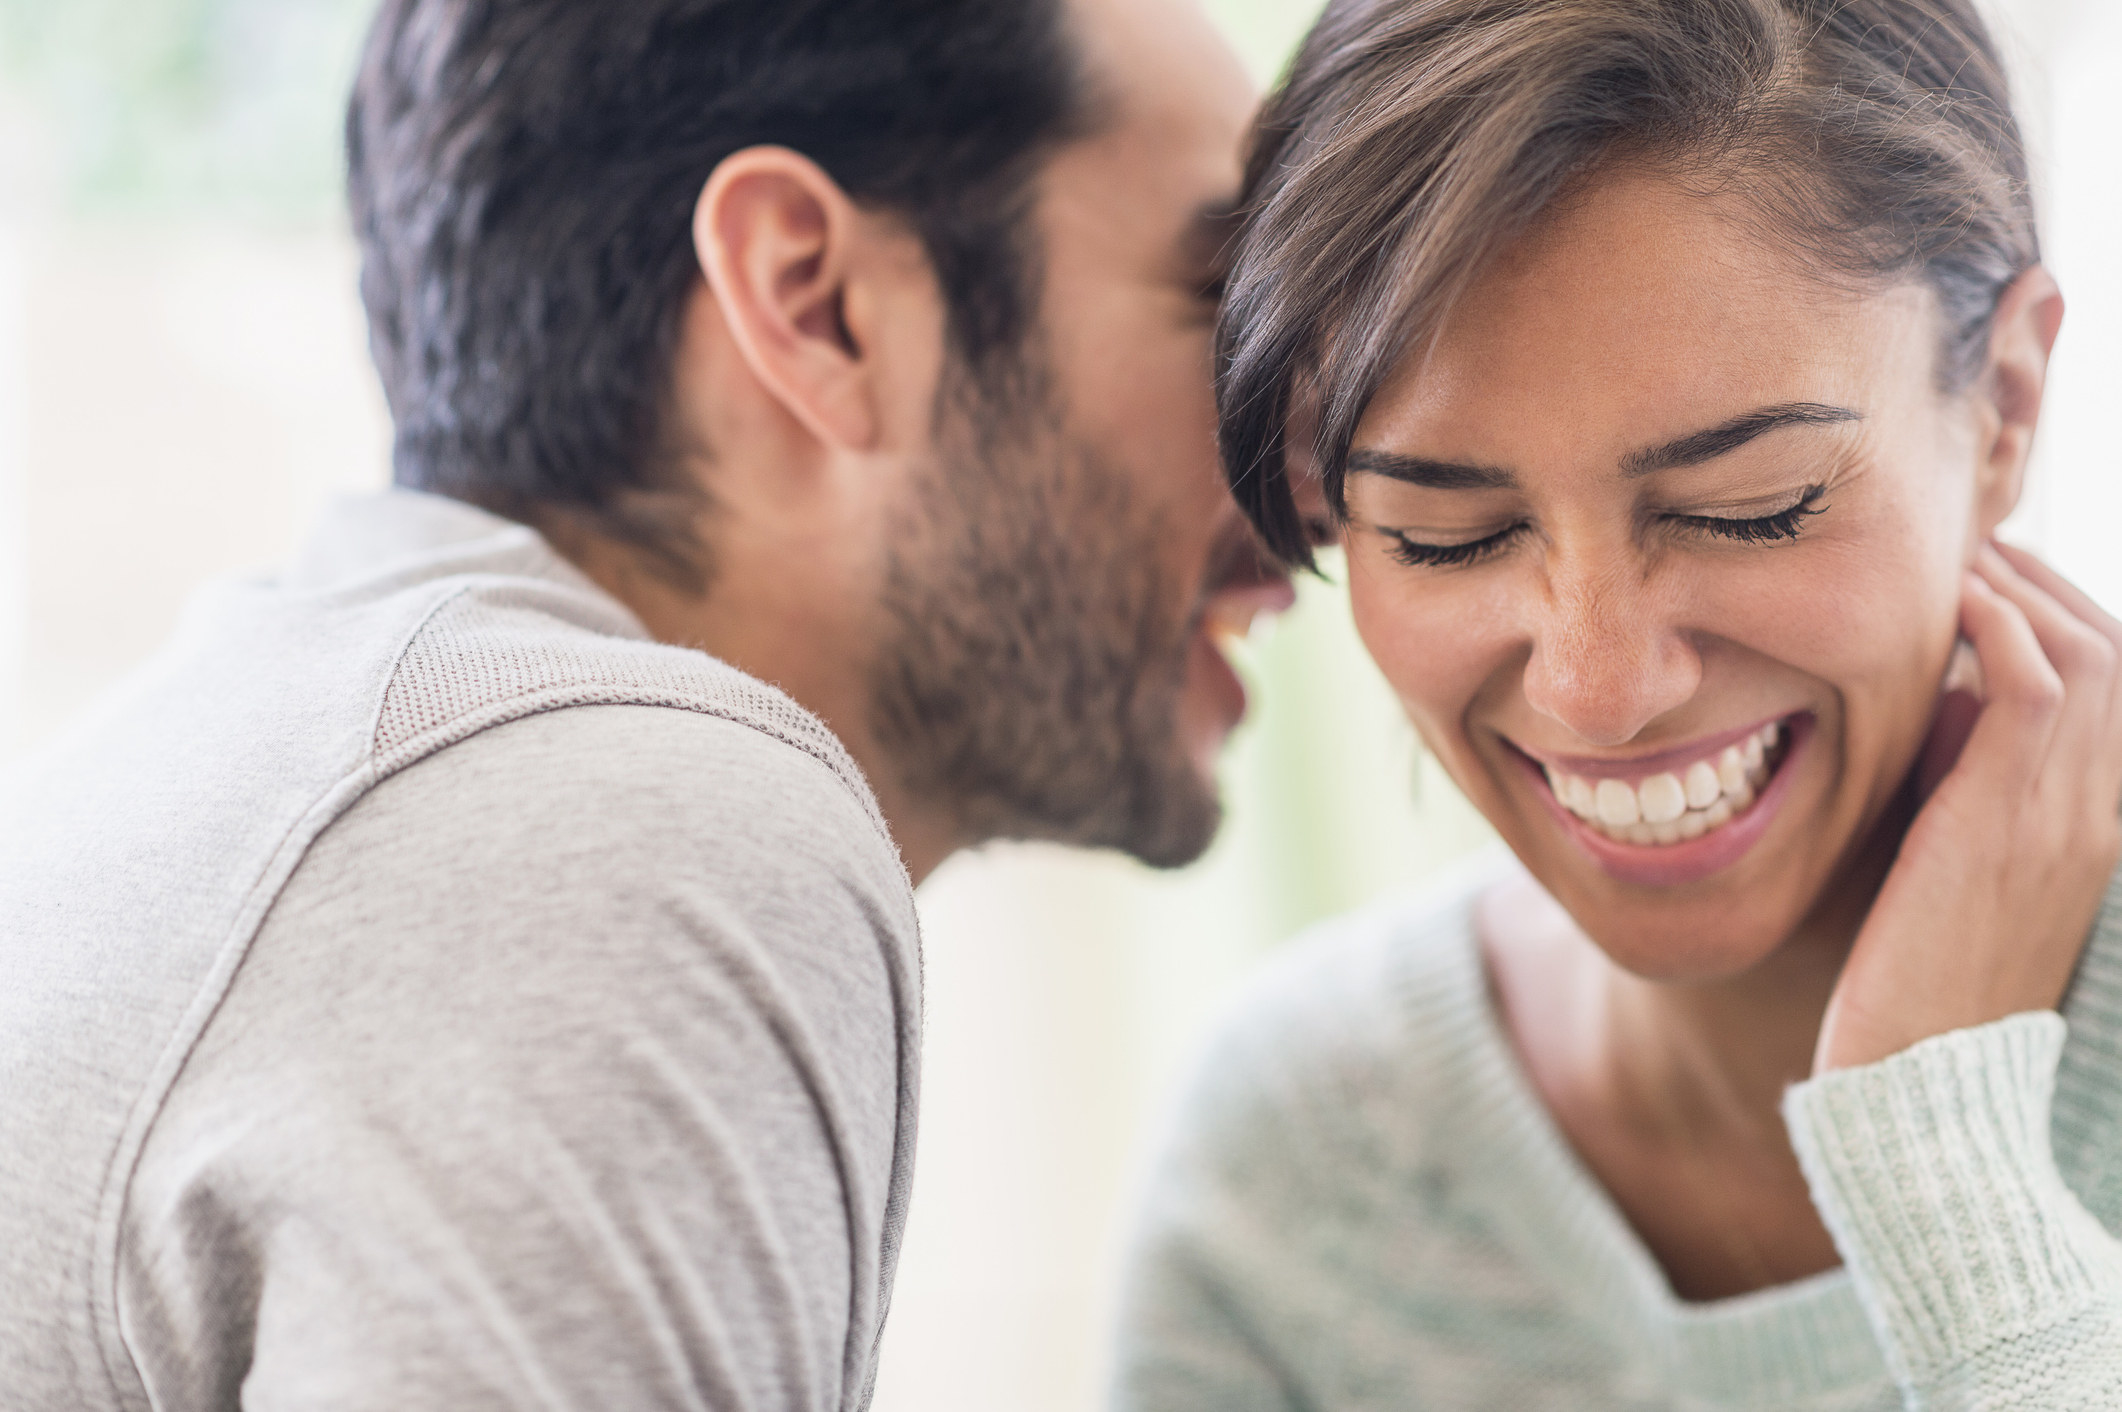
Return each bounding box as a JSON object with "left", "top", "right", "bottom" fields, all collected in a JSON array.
[{"left": 1222, "top": 0, "right": 2040, "bottom": 565}]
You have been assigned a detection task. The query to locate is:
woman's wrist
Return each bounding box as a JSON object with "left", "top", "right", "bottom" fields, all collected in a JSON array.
[{"left": 1785, "top": 1012, "right": 2113, "bottom": 1382}]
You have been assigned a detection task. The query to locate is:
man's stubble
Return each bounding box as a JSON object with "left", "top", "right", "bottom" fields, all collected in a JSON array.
[{"left": 868, "top": 355, "right": 1223, "bottom": 870}]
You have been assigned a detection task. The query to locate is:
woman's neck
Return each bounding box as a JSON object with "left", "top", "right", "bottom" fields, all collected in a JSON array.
[
  {"left": 1481, "top": 802, "right": 1908, "bottom": 1300},
  {"left": 1609, "top": 861, "right": 1885, "bottom": 1134}
]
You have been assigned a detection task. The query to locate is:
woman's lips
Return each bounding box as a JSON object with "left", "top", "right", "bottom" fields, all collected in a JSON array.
[{"left": 1515, "top": 713, "right": 1813, "bottom": 888}]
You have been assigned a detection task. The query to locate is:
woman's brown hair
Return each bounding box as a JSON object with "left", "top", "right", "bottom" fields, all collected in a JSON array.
[{"left": 1222, "top": 0, "right": 2040, "bottom": 565}]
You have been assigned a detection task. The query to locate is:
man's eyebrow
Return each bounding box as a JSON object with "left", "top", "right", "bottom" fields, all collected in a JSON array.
[
  {"left": 1345, "top": 450, "right": 1517, "bottom": 490},
  {"left": 1622, "top": 402, "right": 1863, "bottom": 477}
]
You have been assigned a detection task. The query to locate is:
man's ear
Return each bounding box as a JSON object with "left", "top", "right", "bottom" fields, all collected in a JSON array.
[
  {"left": 1972, "top": 264, "right": 2066, "bottom": 536},
  {"left": 692, "top": 147, "right": 881, "bottom": 453}
]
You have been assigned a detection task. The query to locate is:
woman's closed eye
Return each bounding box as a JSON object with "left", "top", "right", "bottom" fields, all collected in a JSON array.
[
  {"left": 1666, "top": 484, "right": 1829, "bottom": 545},
  {"left": 1379, "top": 485, "right": 1831, "bottom": 570},
  {"left": 1382, "top": 522, "right": 1527, "bottom": 569}
]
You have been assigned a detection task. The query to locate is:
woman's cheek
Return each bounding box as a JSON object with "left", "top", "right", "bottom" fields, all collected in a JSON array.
[
  {"left": 1802, "top": 535, "right": 1956, "bottom": 695},
  {"left": 1689, "top": 531, "right": 1960, "bottom": 816},
  {"left": 1347, "top": 549, "right": 1509, "bottom": 731}
]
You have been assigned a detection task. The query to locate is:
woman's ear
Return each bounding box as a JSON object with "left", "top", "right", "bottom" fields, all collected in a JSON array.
[
  {"left": 1972, "top": 265, "right": 2066, "bottom": 537},
  {"left": 691, "top": 147, "right": 881, "bottom": 453}
]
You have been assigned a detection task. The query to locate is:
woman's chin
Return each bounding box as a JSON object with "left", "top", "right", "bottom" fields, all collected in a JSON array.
[
  {"left": 1575, "top": 909, "right": 1798, "bottom": 983},
  {"left": 1503, "top": 817, "right": 1829, "bottom": 982}
]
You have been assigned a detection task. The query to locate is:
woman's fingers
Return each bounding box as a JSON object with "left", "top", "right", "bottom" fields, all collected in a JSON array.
[
  {"left": 1952, "top": 568, "right": 2065, "bottom": 783},
  {"left": 1974, "top": 543, "right": 2122, "bottom": 781},
  {"left": 1975, "top": 544, "right": 2119, "bottom": 687},
  {"left": 1991, "top": 539, "right": 2122, "bottom": 649},
  {"left": 1821, "top": 544, "right": 2122, "bottom": 1073}
]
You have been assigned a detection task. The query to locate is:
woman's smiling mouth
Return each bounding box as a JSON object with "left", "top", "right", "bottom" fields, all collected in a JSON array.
[
  {"left": 1510, "top": 714, "right": 1813, "bottom": 887},
  {"left": 1545, "top": 719, "right": 1791, "bottom": 845}
]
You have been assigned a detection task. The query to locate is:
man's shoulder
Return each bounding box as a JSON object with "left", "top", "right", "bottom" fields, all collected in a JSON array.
[
  {"left": 0, "top": 497, "right": 916, "bottom": 1409},
  {"left": 2, "top": 506, "right": 911, "bottom": 1024},
  {"left": 122, "top": 710, "right": 919, "bottom": 1412},
  {"left": 326, "top": 698, "right": 910, "bottom": 919},
  {"left": 374, "top": 573, "right": 887, "bottom": 844},
  {"left": 280, "top": 503, "right": 913, "bottom": 931},
  {"left": 252, "top": 699, "right": 917, "bottom": 1027}
]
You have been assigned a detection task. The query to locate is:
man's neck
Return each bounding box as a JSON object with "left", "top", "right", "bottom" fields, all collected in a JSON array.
[{"left": 552, "top": 525, "right": 961, "bottom": 886}]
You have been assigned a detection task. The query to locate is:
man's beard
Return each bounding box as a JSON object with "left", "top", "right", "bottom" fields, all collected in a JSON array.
[{"left": 867, "top": 356, "right": 1222, "bottom": 870}]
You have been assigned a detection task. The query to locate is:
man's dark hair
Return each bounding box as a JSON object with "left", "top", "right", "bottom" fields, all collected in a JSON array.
[{"left": 348, "top": 0, "right": 1091, "bottom": 586}]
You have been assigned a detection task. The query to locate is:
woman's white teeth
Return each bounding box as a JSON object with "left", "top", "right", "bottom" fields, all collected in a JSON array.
[
  {"left": 1546, "top": 720, "right": 1786, "bottom": 847},
  {"left": 1717, "top": 746, "right": 1748, "bottom": 795},
  {"left": 1638, "top": 772, "right": 1686, "bottom": 825},
  {"left": 1594, "top": 778, "right": 1640, "bottom": 827}
]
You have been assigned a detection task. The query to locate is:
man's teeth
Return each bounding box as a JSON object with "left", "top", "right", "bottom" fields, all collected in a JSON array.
[
  {"left": 1203, "top": 603, "right": 1262, "bottom": 647},
  {"left": 1544, "top": 720, "right": 1785, "bottom": 847}
]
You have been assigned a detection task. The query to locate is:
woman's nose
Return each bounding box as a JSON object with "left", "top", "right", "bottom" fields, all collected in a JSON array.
[{"left": 1520, "top": 567, "right": 1701, "bottom": 748}]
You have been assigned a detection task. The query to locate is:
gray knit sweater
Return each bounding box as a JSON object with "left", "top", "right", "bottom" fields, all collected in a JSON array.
[
  {"left": 0, "top": 491, "right": 920, "bottom": 1411},
  {"left": 1116, "top": 855, "right": 2122, "bottom": 1410}
]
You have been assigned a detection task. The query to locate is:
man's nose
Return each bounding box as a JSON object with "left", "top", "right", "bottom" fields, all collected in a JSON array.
[{"left": 1519, "top": 562, "right": 1701, "bottom": 748}]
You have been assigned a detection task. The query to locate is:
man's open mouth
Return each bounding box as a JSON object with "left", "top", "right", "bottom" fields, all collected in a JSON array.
[{"left": 1540, "top": 717, "right": 1796, "bottom": 848}]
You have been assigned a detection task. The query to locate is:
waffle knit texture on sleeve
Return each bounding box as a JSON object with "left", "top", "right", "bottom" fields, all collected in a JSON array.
[{"left": 1785, "top": 1013, "right": 2122, "bottom": 1410}]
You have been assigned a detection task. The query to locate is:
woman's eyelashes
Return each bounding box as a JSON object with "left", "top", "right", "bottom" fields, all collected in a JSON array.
[
  {"left": 1384, "top": 523, "right": 1525, "bottom": 569},
  {"left": 1668, "top": 484, "right": 1829, "bottom": 545},
  {"left": 1378, "top": 485, "right": 1831, "bottom": 569}
]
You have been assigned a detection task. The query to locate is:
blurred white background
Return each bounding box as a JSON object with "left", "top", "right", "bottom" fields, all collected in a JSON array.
[{"left": 0, "top": 2, "right": 2115, "bottom": 1409}]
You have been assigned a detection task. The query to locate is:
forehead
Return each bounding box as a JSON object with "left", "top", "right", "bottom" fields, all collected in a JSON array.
[
  {"left": 1040, "top": 0, "right": 1254, "bottom": 252},
  {"left": 1356, "top": 170, "right": 1941, "bottom": 464}
]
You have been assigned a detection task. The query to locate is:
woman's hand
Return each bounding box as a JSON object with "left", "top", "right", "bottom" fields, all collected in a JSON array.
[{"left": 1815, "top": 542, "right": 2122, "bottom": 1073}]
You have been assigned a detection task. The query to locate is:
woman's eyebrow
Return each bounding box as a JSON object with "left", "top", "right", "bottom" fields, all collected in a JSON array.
[
  {"left": 1345, "top": 403, "right": 1860, "bottom": 490},
  {"left": 1621, "top": 402, "right": 1863, "bottom": 478},
  {"left": 1345, "top": 450, "right": 1516, "bottom": 489}
]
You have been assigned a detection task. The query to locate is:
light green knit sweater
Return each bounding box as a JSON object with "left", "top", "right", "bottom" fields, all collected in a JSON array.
[{"left": 1114, "top": 855, "right": 2122, "bottom": 1411}]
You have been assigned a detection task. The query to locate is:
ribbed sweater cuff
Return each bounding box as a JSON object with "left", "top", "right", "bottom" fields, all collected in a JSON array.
[{"left": 1783, "top": 1013, "right": 2119, "bottom": 1386}]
